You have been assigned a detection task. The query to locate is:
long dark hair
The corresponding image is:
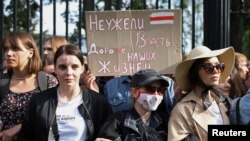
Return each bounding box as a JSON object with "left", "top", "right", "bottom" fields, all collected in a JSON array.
[
  {"left": 188, "top": 58, "right": 207, "bottom": 91},
  {"left": 175, "top": 58, "right": 207, "bottom": 102}
]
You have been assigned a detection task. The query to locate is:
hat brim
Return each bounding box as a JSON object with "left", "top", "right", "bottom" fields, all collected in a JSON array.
[
  {"left": 175, "top": 46, "right": 235, "bottom": 92},
  {"left": 139, "top": 76, "right": 169, "bottom": 87}
]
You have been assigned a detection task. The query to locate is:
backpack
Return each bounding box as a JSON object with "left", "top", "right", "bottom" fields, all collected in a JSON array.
[{"left": 0, "top": 71, "right": 47, "bottom": 104}]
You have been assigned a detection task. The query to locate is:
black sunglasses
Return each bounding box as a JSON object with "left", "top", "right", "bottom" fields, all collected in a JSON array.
[
  {"left": 144, "top": 85, "right": 165, "bottom": 93},
  {"left": 200, "top": 63, "right": 225, "bottom": 74}
]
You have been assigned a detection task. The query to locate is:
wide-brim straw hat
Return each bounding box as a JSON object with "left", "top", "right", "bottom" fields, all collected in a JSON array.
[{"left": 175, "top": 46, "right": 235, "bottom": 92}]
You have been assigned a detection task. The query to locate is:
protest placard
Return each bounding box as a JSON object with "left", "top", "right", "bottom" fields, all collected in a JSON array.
[{"left": 85, "top": 9, "right": 182, "bottom": 76}]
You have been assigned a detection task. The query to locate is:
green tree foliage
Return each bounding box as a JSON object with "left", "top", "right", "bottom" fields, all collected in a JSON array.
[
  {"left": 4, "top": 0, "right": 39, "bottom": 33},
  {"left": 231, "top": 0, "right": 250, "bottom": 58},
  {"left": 2, "top": 0, "right": 249, "bottom": 57},
  {"left": 242, "top": 1, "right": 250, "bottom": 58}
]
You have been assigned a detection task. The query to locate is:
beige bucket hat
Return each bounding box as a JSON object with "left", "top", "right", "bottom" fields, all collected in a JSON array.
[{"left": 175, "top": 46, "right": 235, "bottom": 92}]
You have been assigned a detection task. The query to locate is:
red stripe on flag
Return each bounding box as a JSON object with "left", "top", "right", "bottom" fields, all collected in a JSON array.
[{"left": 150, "top": 16, "right": 174, "bottom": 21}]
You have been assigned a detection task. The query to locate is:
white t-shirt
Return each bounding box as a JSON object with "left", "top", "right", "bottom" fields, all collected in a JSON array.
[
  {"left": 49, "top": 90, "right": 87, "bottom": 141},
  {"left": 207, "top": 100, "right": 223, "bottom": 125}
]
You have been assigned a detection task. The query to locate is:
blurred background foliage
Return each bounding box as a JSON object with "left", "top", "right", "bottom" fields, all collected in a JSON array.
[{"left": 2, "top": 0, "right": 250, "bottom": 57}]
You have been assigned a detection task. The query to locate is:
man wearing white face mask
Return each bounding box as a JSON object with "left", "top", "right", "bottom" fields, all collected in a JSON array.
[{"left": 95, "top": 69, "right": 169, "bottom": 141}]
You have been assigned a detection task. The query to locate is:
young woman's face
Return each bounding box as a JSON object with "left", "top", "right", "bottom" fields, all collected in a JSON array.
[
  {"left": 198, "top": 57, "right": 223, "bottom": 87},
  {"left": 4, "top": 39, "right": 33, "bottom": 70},
  {"left": 55, "top": 53, "right": 84, "bottom": 87}
]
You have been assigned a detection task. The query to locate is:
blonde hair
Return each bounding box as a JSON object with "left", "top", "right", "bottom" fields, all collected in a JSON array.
[
  {"left": 234, "top": 52, "right": 248, "bottom": 69},
  {"left": 44, "top": 36, "right": 68, "bottom": 54}
]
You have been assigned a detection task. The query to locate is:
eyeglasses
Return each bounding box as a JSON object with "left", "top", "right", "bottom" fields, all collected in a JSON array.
[
  {"left": 144, "top": 85, "right": 165, "bottom": 94},
  {"left": 200, "top": 63, "right": 225, "bottom": 74}
]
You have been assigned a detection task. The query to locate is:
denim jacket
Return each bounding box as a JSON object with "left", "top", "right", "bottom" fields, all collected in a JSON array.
[
  {"left": 103, "top": 76, "right": 134, "bottom": 112},
  {"left": 161, "top": 76, "right": 175, "bottom": 115},
  {"left": 104, "top": 76, "right": 175, "bottom": 113},
  {"left": 230, "top": 89, "right": 250, "bottom": 124}
]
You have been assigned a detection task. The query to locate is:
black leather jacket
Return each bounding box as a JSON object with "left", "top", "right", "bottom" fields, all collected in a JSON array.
[
  {"left": 18, "top": 85, "right": 113, "bottom": 141},
  {"left": 98, "top": 108, "right": 168, "bottom": 141}
]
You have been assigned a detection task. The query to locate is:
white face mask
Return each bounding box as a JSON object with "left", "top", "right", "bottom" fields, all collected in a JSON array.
[{"left": 137, "top": 92, "right": 163, "bottom": 111}]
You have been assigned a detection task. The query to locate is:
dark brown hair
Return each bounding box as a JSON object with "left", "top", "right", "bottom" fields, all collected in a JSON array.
[
  {"left": 188, "top": 58, "right": 207, "bottom": 91},
  {"left": 54, "top": 44, "right": 84, "bottom": 66}
]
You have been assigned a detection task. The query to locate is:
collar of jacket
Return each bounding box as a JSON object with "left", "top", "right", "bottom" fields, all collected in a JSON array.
[
  {"left": 48, "top": 86, "right": 95, "bottom": 140},
  {"left": 78, "top": 87, "right": 94, "bottom": 140},
  {"left": 47, "top": 86, "right": 58, "bottom": 127},
  {"left": 123, "top": 108, "right": 163, "bottom": 133},
  {"left": 180, "top": 90, "right": 230, "bottom": 132}
]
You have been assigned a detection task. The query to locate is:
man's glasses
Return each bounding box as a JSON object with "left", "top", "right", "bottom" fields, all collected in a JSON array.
[
  {"left": 144, "top": 85, "right": 165, "bottom": 94},
  {"left": 200, "top": 63, "right": 225, "bottom": 74}
]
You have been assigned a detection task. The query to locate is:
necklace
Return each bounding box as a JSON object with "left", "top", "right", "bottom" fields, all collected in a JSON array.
[{"left": 12, "top": 74, "right": 30, "bottom": 80}]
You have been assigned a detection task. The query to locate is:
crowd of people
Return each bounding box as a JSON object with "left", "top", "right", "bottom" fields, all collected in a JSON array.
[{"left": 0, "top": 32, "right": 250, "bottom": 141}]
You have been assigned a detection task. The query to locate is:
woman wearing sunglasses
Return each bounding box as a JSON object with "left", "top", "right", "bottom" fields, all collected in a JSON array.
[
  {"left": 168, "top": 46, "right": 235, "bottom": 141},
  {"left": 95, "top": 69, "right": 169, "bottom": 141}
]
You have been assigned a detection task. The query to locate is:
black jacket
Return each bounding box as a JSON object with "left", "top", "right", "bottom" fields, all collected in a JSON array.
[
  {"left": 98, "top": 108, "right": 168, "bottom": 141},
  {"left": 18, "top": 85, "right": 113, "bottom": 141}
]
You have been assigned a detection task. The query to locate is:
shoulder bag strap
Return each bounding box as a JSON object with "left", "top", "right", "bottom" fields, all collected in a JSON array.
[
  {"left": 0, "top": 73, "right": 11, "bottom": 104},
  {"left": 236, "top": 98, "right": 241, "bottom": 124},
  {"left": 37, "top": 71, "right": 48, "bottom": 91}
]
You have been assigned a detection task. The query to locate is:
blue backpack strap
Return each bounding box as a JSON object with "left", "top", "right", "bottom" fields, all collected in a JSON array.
[
  {"left": 37, "top": 71, "right": 48, "bottom": 91},
  {"left": 0, "top": 73, "right": 11, "bottom": 104},
  {"left": 236, "top": 97, "right": 241, "bottom": 124}
]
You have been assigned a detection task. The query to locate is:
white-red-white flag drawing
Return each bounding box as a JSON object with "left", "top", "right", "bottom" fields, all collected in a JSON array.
[{"left": 150, "top": 12, "right": 174, "bottom": 24}]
